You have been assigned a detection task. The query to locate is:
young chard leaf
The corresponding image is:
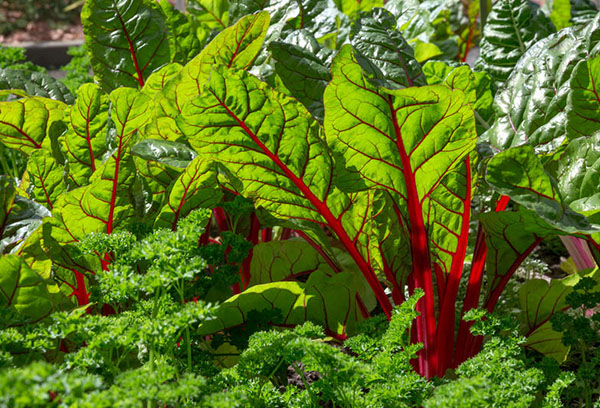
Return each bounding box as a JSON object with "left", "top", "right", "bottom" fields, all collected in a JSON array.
[
  {"left": 63, "top": 83, "right": 110, "bottom": 188},
  {"left": 0, "top": 97, "right": 66, "bottom": 155},
  {"left": 26, "top": 150, "right": 66, "bottom": 209},
  {"left": 518, "top": 269, "right": 600, "bottom": 361},
  {"left": 249, "top": 240, "right": 336, "bottom": 285},
  {"left": 82, "top": 0, "right": 171, "bottom": 90},
  {"left": 154, "top": 157, "right": 222, "bottom": 230},
  {"left": 147, "top": 12, "right": 270, "bottom": 142}
]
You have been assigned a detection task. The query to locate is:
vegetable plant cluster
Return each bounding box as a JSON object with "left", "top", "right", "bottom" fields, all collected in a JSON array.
[{"left": 1, "top": 0, "right": 600, "bottom": 406}]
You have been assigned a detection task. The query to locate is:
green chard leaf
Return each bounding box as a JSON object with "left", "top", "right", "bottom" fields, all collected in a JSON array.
[
  {"left": 82, "top": 0, "right": 171, "bottom": 90},
  {"left": 350, "top": 8, "right": 426, "bottom": 89},
  {"left": 186, "top": 0, "right": 229, "bottom": 29},
  {"left": 475, "top": 0, "right": 555, "bottom": 86},
  {"left": 0, "top": 69, "right": 74, "bottom": 104},
  {"left": 486, "top": 145, "right": 596, "bottom": 234},
  {"left": 324, "top": 45, "right": 476, "bottom": 288},
  {"left": 147, "top": 12, "right": 270, "bottom": 142},
  {"left": 154, "top": 157, "right": 222, "bottom": 230},
  {"left": 0, "top": 255, "right": 53, "bottom": 325},
  {"left": 198, "top": 270, "right": 368, "bottom": 338},
  {"left": 518, "top": 269, "right": 600, "bottom": 361},
  {"left": 485, "top": 16, "right": 600, "bottom": 153},
  {"left": 269, "top": 33, "right": 331, "bottom": 122},
  {"left": 334, "top": 0, "right": 384, "bottom": 20},
  {"left": 26, "top": 150, "right": 66, "bottom": 209},
  {"left": 0, "top": 176, "right": 50, "bottom": 255},
  {"left": 567, "top": 55, "right": 600, "bottom": 139},
  {"left": 45, "top": 87, "right": 150, "bottom": 270},
  {"left": 570, "top": 0, "right": 599, "bottom": 26},
  {"left": 63, "top": 83, "right": 110, "bottom": 188},
  {"left": 132, "top": 139, "right": 196, "bottom": 168},
  {"left": 159, "top": 1, "right": 206, "bottom": 64},
  {"left": 0, "top": 97, "right": 66, "bottom": 155}
]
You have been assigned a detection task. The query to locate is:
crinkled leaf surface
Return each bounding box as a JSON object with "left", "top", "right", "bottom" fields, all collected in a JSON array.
[
  {"left": 198, "top": 270, "right": 366, "bottom": 337},
  {"left": 82, "top": 0, "right": 171, "bottom": 90},
  {"left": 132, "top": 139, "right": 197, "bottom": 168},
  {"left": 0, "top": 69, "right": 74, "bottom": 104},
  {"left": 269, "top": 34, "right": 331, "bottom": 122},
  {"left": 63, "top": 83, "right": 110, "bottom": 188},
  {"left": 0, "top": 97, "right": 66, "bottom": 155},
  {"left": 485, "top": 17, "right": 600, "bottom": 153},
  {"left": 570, "top": 0, "right": 599, "bottom": 25},
  {"left": 0, "top": 176, "right": 51, "bottom": 255},
  {"left": 486, "top": 145, "right": 596, "bottom": 234},
  {"left": 350, "top": 8, "right": 426, "bottom": 89},
  {"left": 285, "top": 0, "right": 350, "bottom": 42},
  {"left": 475, "top": 0, "right": 555, "bottom": 86},
  {"left": 0, "top": 255, "right": 53, "bottom": 324}
]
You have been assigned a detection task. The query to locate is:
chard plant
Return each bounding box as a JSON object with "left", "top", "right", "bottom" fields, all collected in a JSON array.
[{"left": 0, "top": 0, "right": 599, "bottom": 388}]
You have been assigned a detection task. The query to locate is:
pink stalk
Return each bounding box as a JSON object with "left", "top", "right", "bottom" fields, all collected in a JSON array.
[{"left": 560, "top": 236, "right": 596, "bottom": 270}]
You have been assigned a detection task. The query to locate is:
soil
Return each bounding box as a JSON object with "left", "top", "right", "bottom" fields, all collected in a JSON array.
[{"left": 0, "top": 20, "right": 84, "bottom": 44}]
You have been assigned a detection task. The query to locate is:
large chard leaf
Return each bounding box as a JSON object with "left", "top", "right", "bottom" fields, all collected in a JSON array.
[
  {"left": 45, "top": 87, "right": 149, "bottom": 267},
  {"left": 485, "top": 17, "right": 600, "bottom": 153},
  {"left": 475, "top": 0, "right": 555, "bottom": 86},
  {"left": 177, "top": 65, "right": 391, "bottom": 314},
  {"left": 324, "top": 45, "right": 476, "bottom": 288},
  {"left": 82, "top": 0, "right": 171, "bottom": 90},
  {"left": 0, "top": 69, "right": 74, "bottom": 104},
  {"left": 0, "top": 97, "right": 66, "bottom": 155},
  {"left": 486, "top": 145, "right": 596, "bottom": 233},
  {"left": 63, "top": 83, "right": 110, "bottom": 188},
  {"left": 198, "top": 270, "right": 368, "bottom": 337},
  {"left": 350, "top": 8, "right": 426, "bottom": 89},
  {"left": 334, "top": 0, "right": 384, "bottom": 20},
  {"left": 146, "top": 12, "right": 270, "bottom": 142},
  {"left": 154, "top": 157, "right": 222, "bottom": 230},
  {"left": 0, "top": 255, "right": 53, "bottom": 325}
]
